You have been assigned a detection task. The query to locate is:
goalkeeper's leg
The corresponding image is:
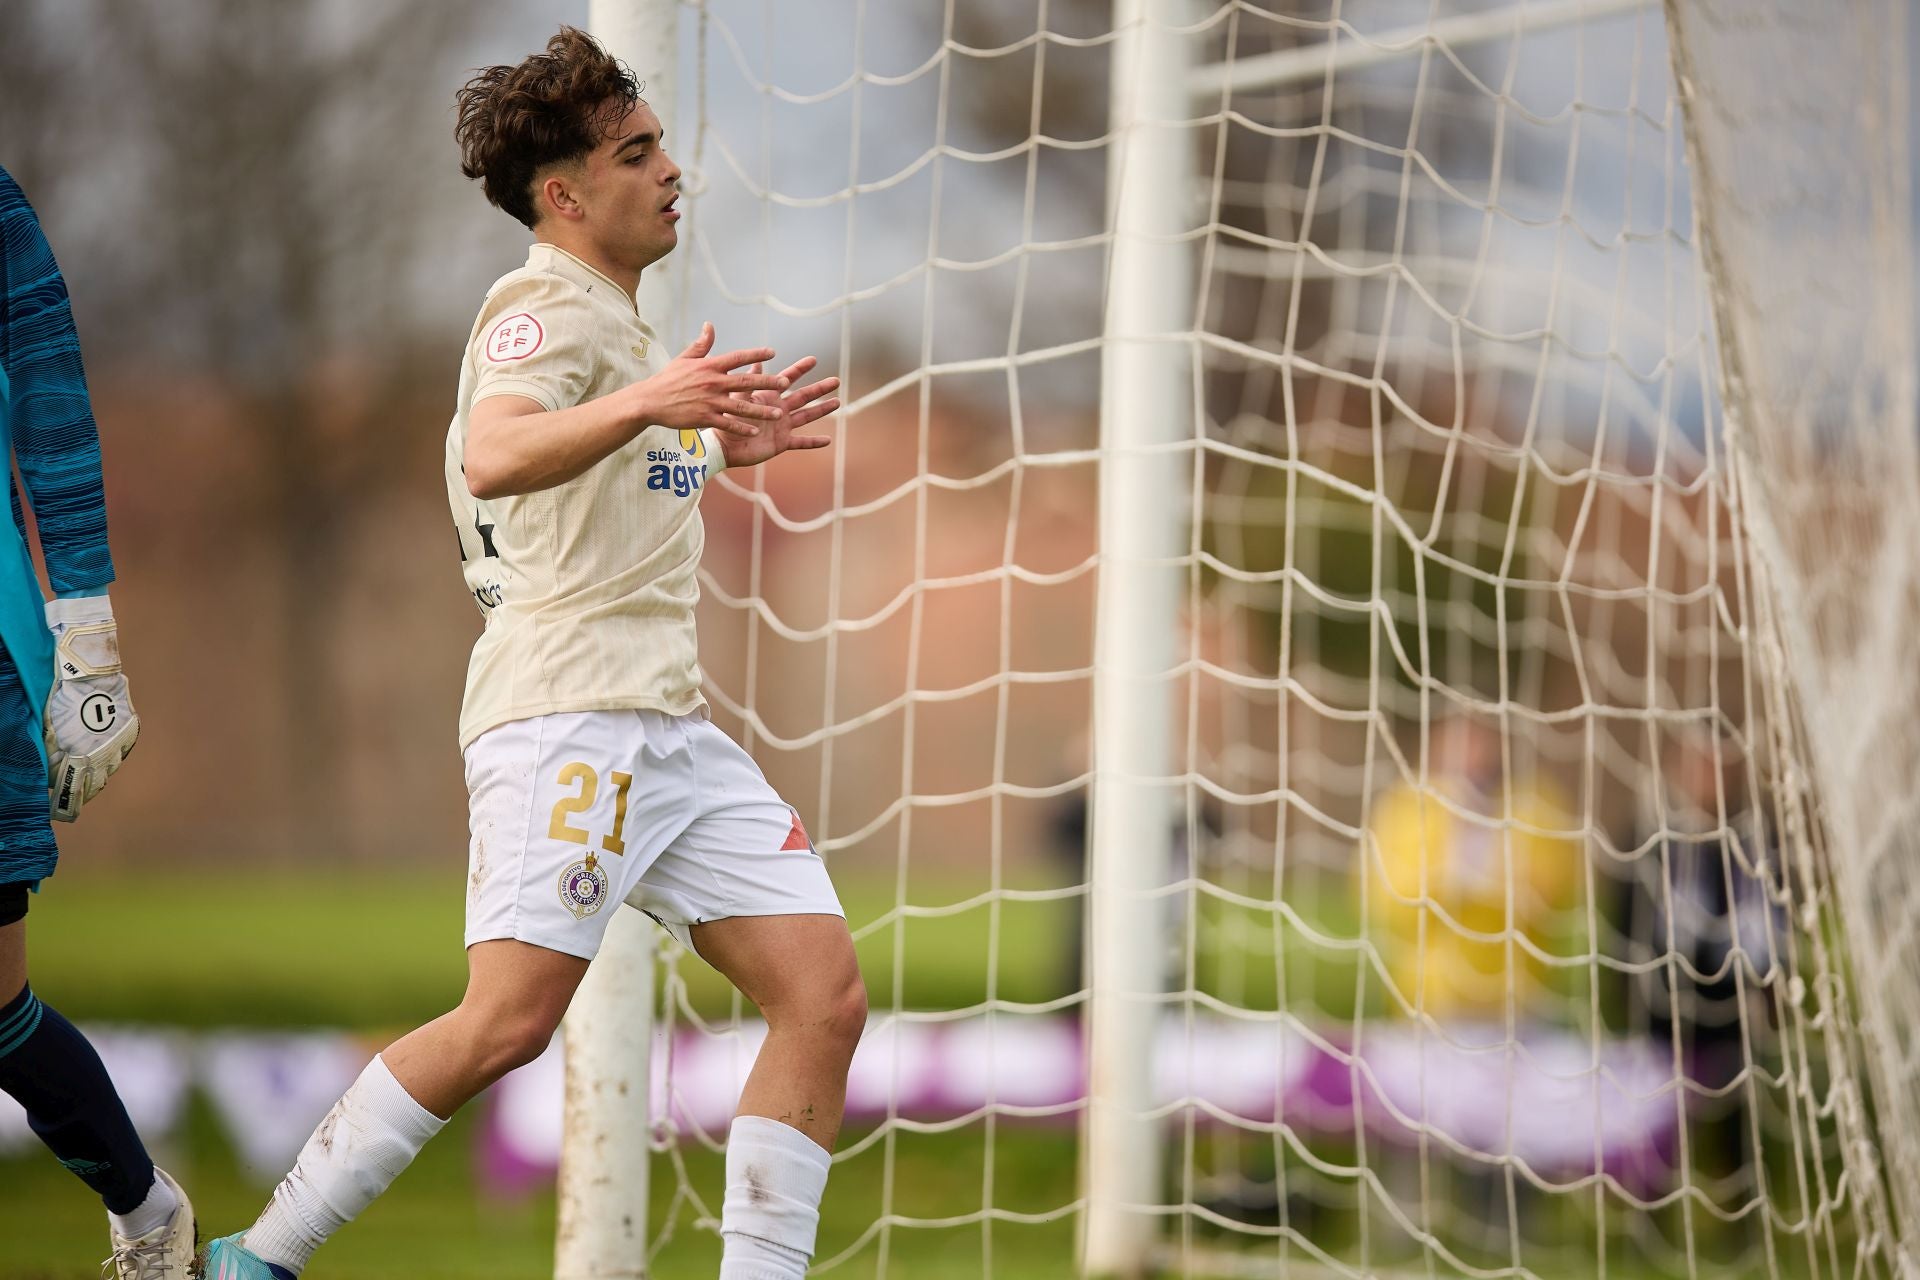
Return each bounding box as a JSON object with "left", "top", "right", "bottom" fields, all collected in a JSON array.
[
  {"left": 0, "top": 907, "right": 190, "bottom": 1249},
  {"left": 205, "top": 939, "right": 586, "bottom": 1276},
  {"left": 691, "top": 913, "right": 867, "bottom": 1280}
]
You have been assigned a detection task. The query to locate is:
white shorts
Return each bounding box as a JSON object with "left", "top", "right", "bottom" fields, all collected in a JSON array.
[{"left": 463, "top": 708, "right": 843, "bottom": 959}]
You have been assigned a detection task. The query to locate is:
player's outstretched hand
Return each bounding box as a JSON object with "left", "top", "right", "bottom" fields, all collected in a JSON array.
[
  {"left": 635, "top": 322, "right": 789, "bottom": 438},
  {"left": 715, "top": 357, "right": 841, "bottom": 470}
]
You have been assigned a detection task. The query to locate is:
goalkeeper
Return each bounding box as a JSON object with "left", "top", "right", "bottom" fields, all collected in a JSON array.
[
  {"left": 201, "top": 27, "right": 864, "bottom": 1280},
  {"left": 0, "top": 166, "right": 190, "bottom": 1275}
]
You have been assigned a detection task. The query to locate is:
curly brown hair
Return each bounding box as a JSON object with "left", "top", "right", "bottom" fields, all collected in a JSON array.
[{"left": 454, "top": 26, "right": 641, "bottom": 229}]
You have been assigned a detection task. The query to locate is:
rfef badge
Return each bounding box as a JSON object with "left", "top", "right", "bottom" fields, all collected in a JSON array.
[{"left": 484, "top": 312, "right": 545, "bottom": 362}]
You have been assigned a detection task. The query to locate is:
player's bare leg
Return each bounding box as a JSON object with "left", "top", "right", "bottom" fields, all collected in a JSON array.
[
  {"left": 693, "top": 912, "right": 866, "bottom": 1146},
  {"left": 210, "top": 940, "right": 586, "bottom": 1276},
  {"left": 692, "top": 912, "right": 866, "bottom": 1278},
  {"left": 382, "top": 938, "right": 588, "bottom": 1116}
]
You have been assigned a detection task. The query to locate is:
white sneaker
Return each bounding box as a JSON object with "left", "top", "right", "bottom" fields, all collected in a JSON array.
[{"left": 101, "top": 1167, "right": 196, "bottom": 1280}]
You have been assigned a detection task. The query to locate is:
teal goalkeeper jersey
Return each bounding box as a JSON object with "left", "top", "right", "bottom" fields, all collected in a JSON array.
[{"left": 0, "top": 165, "right": 117, "bottom": 755}]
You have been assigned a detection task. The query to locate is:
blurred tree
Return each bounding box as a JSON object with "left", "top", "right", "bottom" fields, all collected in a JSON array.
[
  {"left": 0, "top": 0, "right": 502, "bottom": 855},
  {"left": 943, "top": 1, "right": 1110, "bottom": 157}
]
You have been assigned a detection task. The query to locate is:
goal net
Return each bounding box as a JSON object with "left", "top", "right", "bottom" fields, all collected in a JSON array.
[{"left": 576, "top": 1, "right": 1920, "bottom": 1275}]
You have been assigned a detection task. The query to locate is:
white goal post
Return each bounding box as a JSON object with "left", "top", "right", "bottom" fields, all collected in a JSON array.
[
  {"left": 562, "top": 1, "right": 1920, "bottom": 1277},
  {"left": 1082, "top": 0, "right": 1197, "bottom": 1269}
]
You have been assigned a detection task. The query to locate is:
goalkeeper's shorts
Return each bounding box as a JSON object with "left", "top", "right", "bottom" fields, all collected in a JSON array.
[
  {"left": 0, "top": 649, "right": 59, "bottom": 892},
  {"left": 462, "top": 707, "right": 844, "bottom": 961}
]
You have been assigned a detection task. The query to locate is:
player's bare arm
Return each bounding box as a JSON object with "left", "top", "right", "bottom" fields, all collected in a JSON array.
[{"left": 466, "top": 322, "right": 786, "bottom": 499}]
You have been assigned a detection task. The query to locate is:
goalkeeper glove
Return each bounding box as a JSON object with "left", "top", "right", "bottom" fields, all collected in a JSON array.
[{"left": 44, "top": 594, "right": 138, "bottom": 822}]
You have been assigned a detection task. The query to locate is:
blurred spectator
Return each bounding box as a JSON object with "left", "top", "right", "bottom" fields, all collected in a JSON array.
[
  {"left": 1363, "top": 711, "right": 1581, "bottom": 1029},
  {"left": 1044, "top": 755, "right": 1217, "bottom": 999},
  {"left": 1624, "top": 728, "right": 1786, "bottom": 1178}
]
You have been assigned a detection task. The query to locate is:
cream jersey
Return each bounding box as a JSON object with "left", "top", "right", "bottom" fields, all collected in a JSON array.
[{"left": 445, "top": 242, "right": 723, "bottom": 749}]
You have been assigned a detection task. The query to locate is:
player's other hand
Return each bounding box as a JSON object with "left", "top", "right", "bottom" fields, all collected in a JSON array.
[
  {"left": 635, "top": 322, "right": 790, "bottom": 438},
  {"left": 715, "top": 357, "right": 841, "bottom": 470},
  {"left": 42, "top": 594, "right": 138, "bottom": 822}
]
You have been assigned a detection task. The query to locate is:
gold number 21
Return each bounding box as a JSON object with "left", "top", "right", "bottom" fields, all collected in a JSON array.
[{"left": 548, "top": 762, "right": 634, "bottom": 855}]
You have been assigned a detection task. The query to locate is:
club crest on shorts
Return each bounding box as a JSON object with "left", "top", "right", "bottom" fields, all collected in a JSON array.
[{"left": 559, "top": 854, "right": 610, "bottom": 920}]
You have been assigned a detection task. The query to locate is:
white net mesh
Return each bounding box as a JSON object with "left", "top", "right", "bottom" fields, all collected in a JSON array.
[
  {"left": 1666, "top": 0, "right": 1920, "bottom": 1255},
  {"left": 628, "top": 1, "right": 1918, "bottom": 1275}
]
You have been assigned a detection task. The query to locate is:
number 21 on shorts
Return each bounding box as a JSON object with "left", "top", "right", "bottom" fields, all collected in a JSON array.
[{"left": 548, "top": 762, "right": 634, "bottom": 855}]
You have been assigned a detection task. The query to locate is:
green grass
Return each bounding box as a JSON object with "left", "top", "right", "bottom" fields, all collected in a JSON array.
[
  {"left": 21, "top": 866, "right": 1087, "bottom": 1030},
  {"left": 3, "top": 870, "right": 1855, "bottom": 1278},
  {"left": 22, "top": 867, "right": 473, "bottom": 1029},
  {"left": 0, "top": 1103, "right": 1083, "bottom": 1279},
  {"left": 3, "top": 1100, "right": 558, "bottom": 1278},
  {"left": 25, "top": 865, "right": 1380, "bottom": 1031},
  {"left": 4, "top": 867, "right": 1091, "bottom": 1277},
  {"left": 2, "top": 1111, "right": 1795, "bottom": 1279}
]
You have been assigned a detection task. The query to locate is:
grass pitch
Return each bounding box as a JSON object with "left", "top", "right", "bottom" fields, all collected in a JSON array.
[{"left": 2, "top": 866, "right": 1087, "bottom": 1278}]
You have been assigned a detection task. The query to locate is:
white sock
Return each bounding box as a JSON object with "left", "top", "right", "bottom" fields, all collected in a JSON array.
[
  {"left": 109, "top": 1168, "right": 180, "bottom": 1240},
  {"left": 243, "top": 1054, "right": 445, "bottom": 1273},
  {"left": 719, "top": 1115, "right": 833, "bottom": 1280}
]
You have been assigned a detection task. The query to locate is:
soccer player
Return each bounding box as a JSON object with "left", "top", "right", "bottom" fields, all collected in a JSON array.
[
  {"left": 0, "top": 165, "right": 191, "bottom": 1275},
  {"left": 199, "top": 27, "right": 865, "bottom": 1280}
]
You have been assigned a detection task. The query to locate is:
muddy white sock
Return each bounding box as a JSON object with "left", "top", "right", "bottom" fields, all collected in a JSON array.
[
  {"left": 718, "top": 1115, "right": 832, "bottom": 1279},
  {"left": 243, "top": 1055, "right": 445, "bottom": 1273}
]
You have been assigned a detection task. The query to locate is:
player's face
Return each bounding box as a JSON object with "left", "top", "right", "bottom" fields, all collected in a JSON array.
[{"left": 580, "top": 100, "right": 682, "bottom": 272}]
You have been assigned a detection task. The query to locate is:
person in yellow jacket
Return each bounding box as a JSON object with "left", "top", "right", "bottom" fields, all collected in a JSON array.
[{"left": 1363, "top": 713, "right": 1583, "bottom": 1027}]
